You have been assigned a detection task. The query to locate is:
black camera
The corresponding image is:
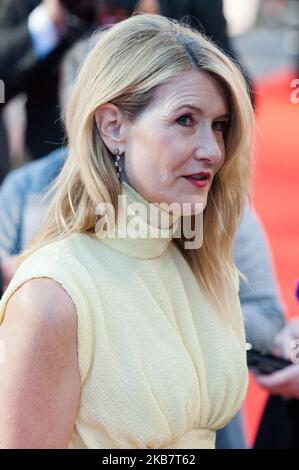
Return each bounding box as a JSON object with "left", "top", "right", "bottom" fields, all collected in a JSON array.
[{"left": 246, "top": 343, "right": 292, "bottom": 375}]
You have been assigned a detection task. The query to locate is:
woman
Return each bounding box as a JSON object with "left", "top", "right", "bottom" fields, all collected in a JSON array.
[{"left": 0, "top": 14, "right": 253, "bottom": 449}]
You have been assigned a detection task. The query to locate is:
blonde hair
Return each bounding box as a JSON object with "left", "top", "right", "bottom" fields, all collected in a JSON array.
[{"left": 21, "top": 13, "right": 254, "bottom": 316}]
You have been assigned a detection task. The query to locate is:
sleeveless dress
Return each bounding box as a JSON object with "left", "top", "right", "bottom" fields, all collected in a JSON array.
[{"left": 0, "top": 181, "right": 248, "bottom": 449}]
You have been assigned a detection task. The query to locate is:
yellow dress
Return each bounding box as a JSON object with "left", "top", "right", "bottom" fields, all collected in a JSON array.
[{"left": 0, "top": 181, "right": 248, "bottom": 449}]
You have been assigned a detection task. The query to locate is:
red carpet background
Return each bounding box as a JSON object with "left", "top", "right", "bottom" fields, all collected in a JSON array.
[{"left": 244, "top": 68, "right": 299, "bottom": 446}]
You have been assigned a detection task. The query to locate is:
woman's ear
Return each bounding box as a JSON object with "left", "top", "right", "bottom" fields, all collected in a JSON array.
[{"left": 94, "top": 103, "right": 126, "bottom": 153}]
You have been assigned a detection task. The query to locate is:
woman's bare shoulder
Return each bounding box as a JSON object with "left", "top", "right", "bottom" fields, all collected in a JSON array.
[
  {"left": 2, "top": 277, "right": 77, "bottom": 332},
  {"left": 0, "top": 278, "right": 80, "bottom": 448}
]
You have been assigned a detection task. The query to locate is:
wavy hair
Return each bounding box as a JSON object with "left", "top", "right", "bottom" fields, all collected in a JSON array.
[{"left": 21, "top": 13, "right": 254, "bottom": 316}]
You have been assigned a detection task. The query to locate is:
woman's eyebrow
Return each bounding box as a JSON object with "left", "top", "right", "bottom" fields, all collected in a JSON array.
[{"left": 172, "top": 104, "right": 230, "bottom": 119}]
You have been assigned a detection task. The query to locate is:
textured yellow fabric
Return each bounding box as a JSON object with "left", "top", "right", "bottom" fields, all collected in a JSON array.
[{"left": 0, "top": 181, "right": 248, "bottom": 449}]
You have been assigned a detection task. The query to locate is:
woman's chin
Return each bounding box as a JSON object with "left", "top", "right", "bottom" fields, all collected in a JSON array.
[{"left": 171, "top": 198, "right": 207, "bottom": 217}]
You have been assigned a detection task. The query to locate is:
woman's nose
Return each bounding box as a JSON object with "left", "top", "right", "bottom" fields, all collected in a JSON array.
[{"left": 193, "top": 128, "right": 223, "bottom": 166}]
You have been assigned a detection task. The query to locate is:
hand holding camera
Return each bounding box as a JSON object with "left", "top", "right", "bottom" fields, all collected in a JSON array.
[{"left": 251, "top": 316, "right": 299, "bottom": 399}]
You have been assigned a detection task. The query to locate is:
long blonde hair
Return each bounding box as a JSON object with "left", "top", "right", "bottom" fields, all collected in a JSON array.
[{"left": 21, "top": 13, "right": 254, "bottom": 316}]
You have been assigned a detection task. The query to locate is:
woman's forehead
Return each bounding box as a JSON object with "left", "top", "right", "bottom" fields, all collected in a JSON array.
[{"left": 151, "top": 70, "right": 228, "bottom": 117}]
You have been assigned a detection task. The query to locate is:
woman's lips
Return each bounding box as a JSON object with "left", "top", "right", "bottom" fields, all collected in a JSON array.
[{"left": 183, "top": 175, "right": 210, "bottom": 189}]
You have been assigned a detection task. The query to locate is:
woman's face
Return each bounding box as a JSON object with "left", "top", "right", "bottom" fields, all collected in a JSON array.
[{"left": 123, "top": 70, "right": 229, "bottom": 214}]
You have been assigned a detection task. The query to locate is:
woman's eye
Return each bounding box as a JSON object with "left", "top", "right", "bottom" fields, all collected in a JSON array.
[
  {"left": 176, "top": 115, "right": 194, "bottom": 127},
  {"left": 213, "top": 120, "right": 229, "bottom": 132}
]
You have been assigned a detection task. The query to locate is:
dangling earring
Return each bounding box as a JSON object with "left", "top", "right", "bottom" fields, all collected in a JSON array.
[{"left": 114, "top": 148, "right": 122, "bottom": 181}]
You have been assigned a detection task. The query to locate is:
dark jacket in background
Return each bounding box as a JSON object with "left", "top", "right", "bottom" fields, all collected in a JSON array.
[
  {"left": 254, "top": 395, "right": 299, "bottom": 449},
  {"left": 159, "top": 0, "right": 254, "bottom": 106},
  {"left": 159, "top": 0, "right": 232, "bottom": 56}
]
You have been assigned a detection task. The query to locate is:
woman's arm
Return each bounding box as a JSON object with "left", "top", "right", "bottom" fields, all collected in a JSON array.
[{"left": 0, "top": 277, "right": 81, "bottom": 448}]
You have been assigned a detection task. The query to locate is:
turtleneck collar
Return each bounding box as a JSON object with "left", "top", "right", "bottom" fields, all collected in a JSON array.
[{"left": 98, "top": 181, "right": 181, "bottom": 259}]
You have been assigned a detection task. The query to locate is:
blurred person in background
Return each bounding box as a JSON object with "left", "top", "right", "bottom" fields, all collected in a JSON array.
[
  {"left": 0, "top": 0, "right": 138, "bottom": 178},
  {"left": 255, "top": 278, "right": 299, "bottom": 405},
  {"left": 253, "top": 312, "right": 299, "bottom": 449},
  {"left": 255, "top": 317, "right": 299, "bottom": 400},
  {"left": 215, "top": 204, "right": 287, "bottom": 448}
]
